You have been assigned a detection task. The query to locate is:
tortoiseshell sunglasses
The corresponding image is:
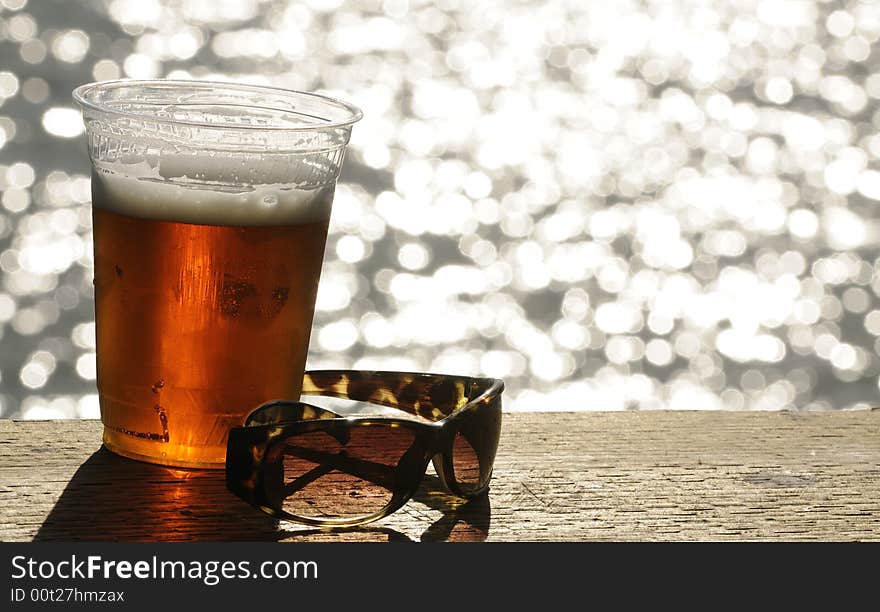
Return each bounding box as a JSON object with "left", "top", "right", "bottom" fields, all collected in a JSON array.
[{"left": 226, "top": 370, "right": 504, "bottom": 527}]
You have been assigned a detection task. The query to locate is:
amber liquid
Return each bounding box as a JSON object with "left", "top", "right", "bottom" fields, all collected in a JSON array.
[{"left": 92, "top": 195, "right": 331, "bottom": 468}]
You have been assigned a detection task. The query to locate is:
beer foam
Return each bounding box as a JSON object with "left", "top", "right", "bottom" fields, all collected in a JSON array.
[{"left": 92, "top": 159, "right": 335, "bottom": 227}]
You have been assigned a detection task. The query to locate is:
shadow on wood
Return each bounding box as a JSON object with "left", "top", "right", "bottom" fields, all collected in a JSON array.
[{"left": 34, "top": 447, "right": 490, "bottom": 542}]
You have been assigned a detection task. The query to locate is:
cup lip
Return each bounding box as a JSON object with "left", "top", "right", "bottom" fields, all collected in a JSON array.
[{"left": 72, "top": 79, "right": 364, "bottom": 132}]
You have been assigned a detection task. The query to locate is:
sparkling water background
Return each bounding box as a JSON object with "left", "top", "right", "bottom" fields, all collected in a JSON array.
[{"left": 1, "top": 0, "right": 880, "bottom": 417}]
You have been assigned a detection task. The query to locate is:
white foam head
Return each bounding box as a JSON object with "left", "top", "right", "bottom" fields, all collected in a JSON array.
[
  {"left": 93, "top": 156, "right": 335, "bottom": 227},
  {"left": 75, "top": 80, "right": 360, "bottom": 226}
]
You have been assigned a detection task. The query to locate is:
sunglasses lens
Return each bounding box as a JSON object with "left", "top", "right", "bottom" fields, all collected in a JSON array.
[
  {"left": 451, "top": 401, "right": 502, "bottom": 494},
  {"left": 270, "top": 425, "right": 418, "bottom": 521}
]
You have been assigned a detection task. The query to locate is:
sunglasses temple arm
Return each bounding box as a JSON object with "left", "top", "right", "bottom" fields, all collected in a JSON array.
[
  {"left": 281, "top": 460, "right": 337, "bottom": 497},
  {"left": 280, "top": 445, "right": 397, "bottom": 497}
]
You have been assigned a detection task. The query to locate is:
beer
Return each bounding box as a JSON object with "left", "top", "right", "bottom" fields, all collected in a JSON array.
[
  {"left": 74, "top": 79, "right": 361, "bottom": 468},
  {"left": 91, "top": 170, "right": 333, "bottom": 467}
]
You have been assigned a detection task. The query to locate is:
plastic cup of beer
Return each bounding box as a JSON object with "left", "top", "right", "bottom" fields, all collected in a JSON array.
[{"left": 73, "top": 80, "right": 362, "bottom": 468}]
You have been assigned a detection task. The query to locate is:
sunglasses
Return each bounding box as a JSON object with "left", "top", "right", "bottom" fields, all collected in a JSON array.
[{"left": 226, "top": 370, "right": 504, "bottom": 527}]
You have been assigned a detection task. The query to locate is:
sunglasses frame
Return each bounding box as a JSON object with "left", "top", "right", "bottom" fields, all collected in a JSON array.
[{"left": 226, "top": 370, "right": 504, "bottom": 527}]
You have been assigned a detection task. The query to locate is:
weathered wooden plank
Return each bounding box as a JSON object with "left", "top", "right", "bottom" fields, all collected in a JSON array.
[{"left": 1, "top": 412, "right": 878, "bottom": 541}]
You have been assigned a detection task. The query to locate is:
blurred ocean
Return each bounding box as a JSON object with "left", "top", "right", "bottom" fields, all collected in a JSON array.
[{"left": 1, "top": 0, "right": 880, "bottom": 417}]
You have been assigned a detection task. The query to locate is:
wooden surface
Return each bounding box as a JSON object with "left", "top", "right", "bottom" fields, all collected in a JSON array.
[{"left": 1, "top": 412, "right": 879, "bottom": 541}]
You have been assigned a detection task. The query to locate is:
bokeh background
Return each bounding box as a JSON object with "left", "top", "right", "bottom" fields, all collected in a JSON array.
[{"left": 1, "top": 0, "right": 880, "bottom": 418}]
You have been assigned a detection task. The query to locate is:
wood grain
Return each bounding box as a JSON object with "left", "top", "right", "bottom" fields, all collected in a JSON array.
[{"left": 1, "top": 412, "right": 878, "bottom": 541}]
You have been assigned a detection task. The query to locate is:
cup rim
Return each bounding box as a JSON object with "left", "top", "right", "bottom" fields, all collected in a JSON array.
[{"left": 72, "top": 79, "right": 363, "bottom": 132}]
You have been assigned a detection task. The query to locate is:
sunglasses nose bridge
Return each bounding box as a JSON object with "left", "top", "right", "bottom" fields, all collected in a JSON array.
[
  {"left": 419, "top": 427, "right": 444, "bottom": 472},
  {"left": 424, "top": 423, "right": 454, "bottom": 491}
]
